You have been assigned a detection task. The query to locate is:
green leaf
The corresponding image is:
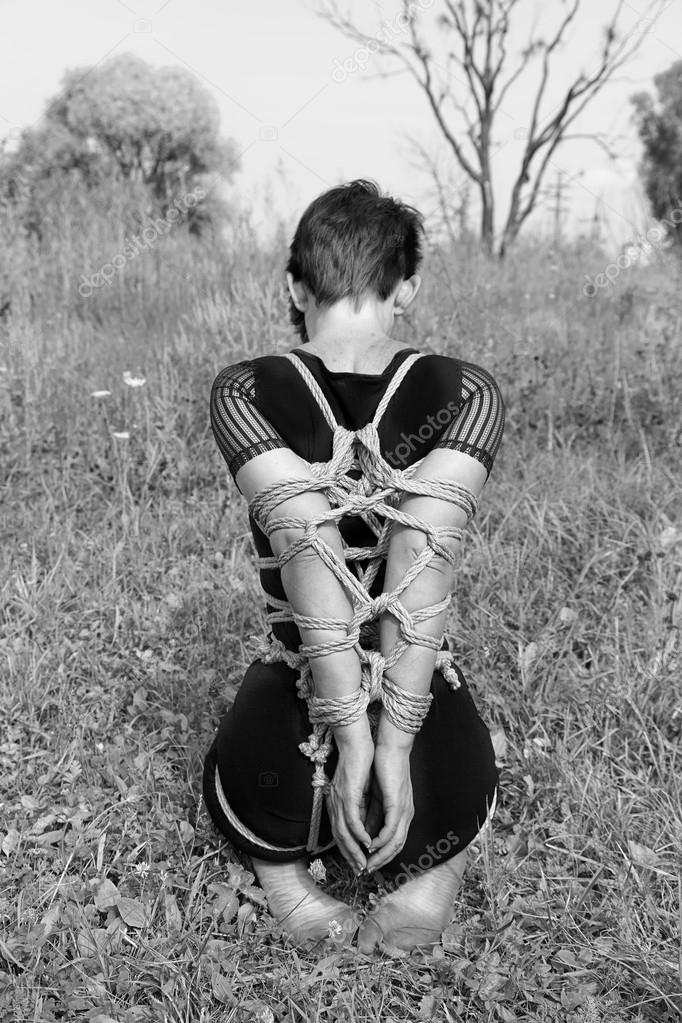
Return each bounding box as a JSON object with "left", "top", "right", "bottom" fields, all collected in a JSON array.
[
  {"left": 117, "top": 897, "right": 149, "bottom": 929},
  {"left": 164, "top": 892, "right": 182, "bottom": 932},
  {"left": 555, "top": 948, "right": 580, "bottom": 967},
  {"left": 418, "top": 993, "right": 436, "bottom": 1019},
  {"left": 1, "top": 829, "right": 19, "bottom": 856},
  {"left": 627, "top": 840, "right": 659, "bottom": 868},
  {"left": 93, "top": 878, "right": 120, "bottom": 910},
  {"left": 237, "top": 902, "right": 256, "bottom": 936},
  {"left": 211, "top": 970, "right": 234, "bottom": 1005}
]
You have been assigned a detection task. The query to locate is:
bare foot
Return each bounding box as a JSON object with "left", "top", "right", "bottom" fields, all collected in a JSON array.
[
  {"left": 252, "top": 858, "right": 360, "bottom": 948},
  {"left": 358, "top": 850, "right": 468, "bottom": 954}
]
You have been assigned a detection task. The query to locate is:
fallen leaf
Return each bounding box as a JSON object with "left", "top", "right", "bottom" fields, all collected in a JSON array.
[
  {"left": 1, "top": 830, "right": 19, "bottom": 857},
  {"left": 627, "top": 840, "right": 659, "bottom": 868},
  {"left": 77, "top": 928, "right": 109, "bottom": 957},
  {"left": 117, "top": 897, "right": 149, "bottom": 929},
  {"left": 93, "top": 879, "right": 120, "bottom": 910},
  {"left": 519, "top": 641, "right": 539, "bottom": 675},
  {"left": 555, "top": 948, "right": 580, "bottom": 967},
  {"left": 207, "top": 882, "right": 239, "bottom": 923},
  {"left": 418, "top": 993, "right": 436, "bottom": 1019},
  {"left": 659, "top": 526, "right": 680, "bottom": 551},
  {"left": 211, "top": 970, "right": 234, "bottom": 1005},
  {"left": 38, "top": 904, "right": 62, "bottom": 941},
  {"left": 242, "top": 1001, "right": 274, "bottom": 1023},
  {"left": 490, "top": 727, "right": 507, "bottom": 761},
  {"left": 20, "top": 795, "right": 42, "bottom": 812},
  {"left": 237, "top": 902, "right": 256, "bottom": 936},
  {"left": 164, "top": 892, "right": 182, "bottom": 932},
  {"left": 34, "top": 829, "right": 66, "bottom": 846},
  {"left": 178, "top": 820, "right": 194, "bottom": 844}
]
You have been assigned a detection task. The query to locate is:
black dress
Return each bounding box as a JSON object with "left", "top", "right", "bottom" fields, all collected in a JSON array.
[{"left": 202, "top": 346, "right": 504, "bottom": 881}]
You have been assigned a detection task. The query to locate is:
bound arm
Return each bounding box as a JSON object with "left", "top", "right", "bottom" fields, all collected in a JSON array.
[
  {"left": 235, "top": 448, "right": 366, "bottom": 732},
  {"left": 210, "top": 365, "right": 368, "bottom": 743},
  {"left": 376, "top": 449, "right": 488, "bottom": 750},
  {"left": 235, "top": 450, "right": 374, "bottom": 871},
  {"left": 211, "top": 366, "right": 373, "bottom": 870},
  {"left": 366, "top": 363, "right": 505, "bottom": 870}
]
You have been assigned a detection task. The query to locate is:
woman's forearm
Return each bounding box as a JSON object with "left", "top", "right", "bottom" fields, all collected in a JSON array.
[
  {"left": 377, "top": 528, "right": 457, "bottom": 750},
  {"left": 271, "top": 521, "right": 363, "bottom": 695}
]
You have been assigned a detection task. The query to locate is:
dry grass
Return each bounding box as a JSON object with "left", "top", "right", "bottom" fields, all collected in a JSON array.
[{"left": 0, "top": 190, "right": 681, "bottom": 1022}]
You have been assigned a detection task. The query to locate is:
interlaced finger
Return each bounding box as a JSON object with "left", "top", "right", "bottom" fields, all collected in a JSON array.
[
  {"left": 367, "top": 813, "right": 412, "bottom": 870},
  {"left": 326, "top": 790, "right": 367, "bottom": 872}
]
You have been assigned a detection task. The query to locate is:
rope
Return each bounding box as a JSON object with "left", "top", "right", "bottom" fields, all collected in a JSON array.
[{"left": 251, "top": 352, "right": 478, "bottom": 852}]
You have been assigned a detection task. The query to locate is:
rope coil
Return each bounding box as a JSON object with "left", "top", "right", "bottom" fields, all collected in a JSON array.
[{"left": 250, "top": 352, "right": 477, "bottom": 851}]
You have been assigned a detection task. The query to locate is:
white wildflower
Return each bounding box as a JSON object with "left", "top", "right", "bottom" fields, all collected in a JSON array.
[
  {"left": 91, "top": 390, "right": 111, "bottom": 398},
  {"left": 123, "top": 371, "right": 146, "bottom": 387},
  {"left": 327, "top": 919, "right": 342, "bottom": 938},
  {"left": 308, "top": 858, "right": 327, "bottom": 884}
]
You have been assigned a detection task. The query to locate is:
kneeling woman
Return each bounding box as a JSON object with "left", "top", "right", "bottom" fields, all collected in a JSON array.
[{"left": 203, "top": 180, "right": 504, "bottom": 953}]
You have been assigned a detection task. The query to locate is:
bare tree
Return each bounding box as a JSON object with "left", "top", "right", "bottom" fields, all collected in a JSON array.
[{"left": 321, "top": 0, "right": 668, "bottom": 256}]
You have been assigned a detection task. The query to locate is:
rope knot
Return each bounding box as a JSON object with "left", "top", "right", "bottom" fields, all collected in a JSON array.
[
  {"left": 369, "top": 592, "right": 394, "bottom": 618},
  {"left": 361, "top": 649, "right": 386, "bottom": 702},
  {"left": 311, "top": 771, "right": 331, "bottom": 791},
  {"left": 298, "top": 729, "right": 329, "bottom": 760}
]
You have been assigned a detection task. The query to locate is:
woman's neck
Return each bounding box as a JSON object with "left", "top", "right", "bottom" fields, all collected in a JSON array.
[{"left": 298, "top": 332, "right": 412, "bottom": 374}]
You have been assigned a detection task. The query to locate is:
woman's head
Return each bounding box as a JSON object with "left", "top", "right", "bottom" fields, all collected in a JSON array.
[{"left": 286, "top": 179, "right": 424, "bottom": 340}]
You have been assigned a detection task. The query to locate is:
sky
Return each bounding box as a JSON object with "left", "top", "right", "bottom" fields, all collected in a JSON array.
[{"left": 1, "top": 0, "right": 681, "bottom": 249}]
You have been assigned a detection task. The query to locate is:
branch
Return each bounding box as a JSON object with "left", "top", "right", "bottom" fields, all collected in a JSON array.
[
  {"left": 402, "top": 10, "right": 483, "bottom": 183},
  {"left": 405, "top": 134, "right": 463, "bottom": 249},
  {"left": 505, "top": 0, "right": 668, "bottom": 238},
  {"left": 559, "top": 132, "right": 625, "bottom": 160}
]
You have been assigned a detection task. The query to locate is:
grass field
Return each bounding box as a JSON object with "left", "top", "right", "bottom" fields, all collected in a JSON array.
[{"left": 1, "top": 195, "right": 681, "bottom": 1022}]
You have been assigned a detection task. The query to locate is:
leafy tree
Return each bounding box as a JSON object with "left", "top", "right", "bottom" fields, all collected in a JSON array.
[
  {"left": 1, "top": 53, "right": 239, "bottom": 238},
  {"left": 632, "top": 60, "right": 682, "bottom": 247}
]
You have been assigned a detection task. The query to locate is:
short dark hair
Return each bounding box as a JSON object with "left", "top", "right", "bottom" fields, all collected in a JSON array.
[{"left": 286, "top": 179, "right": 424, "bottom": 340}]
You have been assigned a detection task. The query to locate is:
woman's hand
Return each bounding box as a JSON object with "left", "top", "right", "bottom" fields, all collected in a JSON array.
[
  {"left": 365, "top": 743, "right": 414, "bottom": 872},
  {"left": 326, "top": 718, "right": 374, "bottom": 873}
]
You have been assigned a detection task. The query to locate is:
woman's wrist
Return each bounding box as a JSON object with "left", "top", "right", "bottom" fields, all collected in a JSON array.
[
  {"left": 375, "top": 711, "right": 415, "bottom": 752},
  {"left": 333, "top": 715, "right": 373, "bottom": 749}
]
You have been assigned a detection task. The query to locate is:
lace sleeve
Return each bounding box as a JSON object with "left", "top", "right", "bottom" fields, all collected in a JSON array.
[
  {"left": 210, "top": 361, "right": 289, "bottom": 479},
  {"left": 433, "top": 361, "right": 505, "bottom": 475}
]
